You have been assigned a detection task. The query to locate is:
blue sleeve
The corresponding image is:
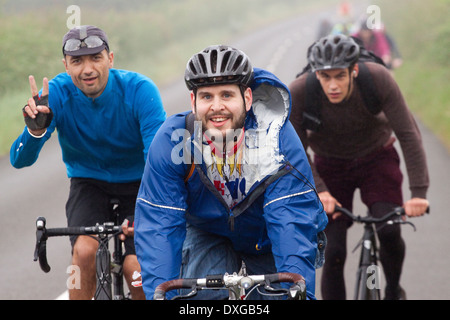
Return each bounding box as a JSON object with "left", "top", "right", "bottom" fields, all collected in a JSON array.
[
  {"left": 134, "top": 116, "right": 189, "bottom": 299},
  {"left": 132, "top": 78, "right": 166, "bottom": 160},
  {"left": 263, "top": 122, "right": 327, "bottom": 300},
  {"left": 10, "top": 129, "right": 49, "bottom": 168}
]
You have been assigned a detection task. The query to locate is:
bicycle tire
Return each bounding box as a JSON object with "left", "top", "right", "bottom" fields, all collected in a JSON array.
[{"left": 94, "top": 240, "right": 113, "bottom": 300}]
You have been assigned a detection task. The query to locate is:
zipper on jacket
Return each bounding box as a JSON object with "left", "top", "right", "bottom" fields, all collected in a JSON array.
[
  {"left": 228, "top": 210, "right": 235, "bottom": 231},
  {"left": 229, "top": 163, "right": 293, "bottom": 222}
]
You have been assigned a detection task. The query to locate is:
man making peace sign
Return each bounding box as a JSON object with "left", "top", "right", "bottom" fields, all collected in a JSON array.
[{"left": 11, "top": 25, "right": 166, "bottom": 300}]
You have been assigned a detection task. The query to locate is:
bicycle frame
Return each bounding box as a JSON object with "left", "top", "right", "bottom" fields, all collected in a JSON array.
[
  {"left": 354, "top": 222, "right": 381, "bottom": 300},
  {"left": 334, "top": 206, "right": 421, "bottom": 300}
]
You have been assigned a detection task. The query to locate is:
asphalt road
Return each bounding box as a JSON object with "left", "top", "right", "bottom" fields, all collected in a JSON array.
[{"left": 1, "top": 6, "right": 449, "bottom": 300}]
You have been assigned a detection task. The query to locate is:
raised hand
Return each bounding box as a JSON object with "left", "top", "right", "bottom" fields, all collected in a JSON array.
[{"left": 23, "top": 75, "right": 53, "bottom": 135}]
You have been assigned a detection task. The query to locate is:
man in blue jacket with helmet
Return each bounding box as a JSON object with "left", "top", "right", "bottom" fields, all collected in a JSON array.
[
  {"left": 10, "top": 25, "right": 166, "bottom": 299},
  {"left": 134, "top": 45, "right": 327, "bottom": 300}
]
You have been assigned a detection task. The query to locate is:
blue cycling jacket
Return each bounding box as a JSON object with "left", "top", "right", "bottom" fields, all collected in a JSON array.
[
  {"left": 134, "top": 68, "right": 327, "bottom": 299},
  {"left": 10, "top": 69, "right": 166, "bottom": 183}
]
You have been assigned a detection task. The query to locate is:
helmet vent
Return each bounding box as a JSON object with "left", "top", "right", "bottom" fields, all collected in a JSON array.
[
  {"left": 233, "top": 55, "right": 243, "bottom": 72},
  {"left": 221, "top": 51, "right": 231, "bottom": 73},
  {"left": 335, "top": 45, "right": 344, "bottom": 59},
  {"left": 324, "top": 45, "right": 332, "bottom": 61},
  {"left": 210, "top": 49, "right": 218, "bottom": 73},
  {"left": 188, "top": 61, "right": 197, "bottom": 76},
  {"left": 348, "top": 45, "right": 357, "bottom": 56},
  {"left": 198, "top": 54, "right": 207, "bottom": 74}
]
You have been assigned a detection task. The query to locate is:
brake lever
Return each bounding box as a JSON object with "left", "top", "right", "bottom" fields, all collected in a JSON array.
[
  {"left": 172, "top": 287, "right": 199, "bottom": 300},
  {"left": 34, "top": 217, "right": 47, "bottom": 261},
  {"left": 387, "top": 219, "right": 416, "bottom": 232},
  {"left": 263, "top": 281, "right": 289, "bottom": 294},
  {"left": 34, "top": 229, "right": 44, "bottom": 261},
  {"left": 287, "top": 282, "right": 307, "bottom": 300}
]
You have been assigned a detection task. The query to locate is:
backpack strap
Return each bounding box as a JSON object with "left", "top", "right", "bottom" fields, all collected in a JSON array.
[
  {"left": 184, "top": 112, "right": 196, "bottom": 183},
  {"left": 355, "top": 62, "right": 382, "bottom": 115},
  {"left": 301, "top": 72, "right": 323, "bottom": 132}
]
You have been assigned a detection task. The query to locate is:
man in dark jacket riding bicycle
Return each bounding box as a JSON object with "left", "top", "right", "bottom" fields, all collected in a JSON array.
[{"left": 289, "top": 34, "right": 429, "bottom": 299}]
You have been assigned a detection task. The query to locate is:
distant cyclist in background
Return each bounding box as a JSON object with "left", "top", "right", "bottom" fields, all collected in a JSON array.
[
  {"left": 352, "top": 22, "right": 392, "bottom": 67},
  {"left": 134, "top": 45, "right": 327, "bottom": 300},
  {"left": 10, "top": 25, "right": 166, "bottom": 299},
  {"left": 289, "top": 34, "right": 429, "bottom": 300},
  {"left": 379, "top": 23, "right": 404, "bottom": 70}
]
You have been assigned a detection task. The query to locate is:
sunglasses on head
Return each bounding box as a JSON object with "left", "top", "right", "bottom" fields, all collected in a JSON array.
[{"left": 64, "top": 35, "right": 106, "bottom": 52}]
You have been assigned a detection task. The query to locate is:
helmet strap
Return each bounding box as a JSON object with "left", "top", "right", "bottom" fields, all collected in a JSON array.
[
  {"left": 239, "top": 85, "right": 247, "bottom": 109},
  {"left": 344, "top": 66, "right": 356, "bottom": 101}
]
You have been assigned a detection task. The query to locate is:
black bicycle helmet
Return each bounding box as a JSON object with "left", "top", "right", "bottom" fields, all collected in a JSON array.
[
  {"left": 308, "top": 34, "right": 360, "bottom": 71},
  {"left": 185, "top": 45, "right": 254, "bottom": 90}
]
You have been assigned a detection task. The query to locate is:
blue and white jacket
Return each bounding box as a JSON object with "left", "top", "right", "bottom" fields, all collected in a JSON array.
[
  {"left": 134, "top": 68, "right": 327, "bottom": 299},
  {"left": 10, "top": 69, "right": 166, "bottom": 183}
]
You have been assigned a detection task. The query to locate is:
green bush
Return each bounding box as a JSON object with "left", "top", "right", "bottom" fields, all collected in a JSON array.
[{"left": 376, "top": 0, "right": 450, "bottom": 149}]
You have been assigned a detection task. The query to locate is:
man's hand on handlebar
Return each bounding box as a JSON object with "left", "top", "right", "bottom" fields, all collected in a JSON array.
[
  {"left": 403, "top": 198, "right": 429, "bottom": 217},
  {"left": 120, "top": 216, "right": 134, "bottom": 241},
  {"left": 318, "top": 191, "right": 342, "bottom": 219}
]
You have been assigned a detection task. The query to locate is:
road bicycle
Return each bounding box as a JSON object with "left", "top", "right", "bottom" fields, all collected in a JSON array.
[
  {"left": 33, "top": 199, "right": 137, "bottom": 300},
  {"left": 153, "top": 263, "right": 307, "bottom": 300},
  {"left": 334, "top": 205, "right": 427, "bottom": 300}
]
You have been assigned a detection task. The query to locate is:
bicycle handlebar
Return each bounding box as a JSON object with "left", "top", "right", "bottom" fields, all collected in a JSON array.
[
  {"left": 153, "top": 272, "right": 306, "bottom": 300},
  {"left": 34, "top": 216, "right": 121, "bottom": 273},
  {"left": 334, "top": 206, "right": 404, "bottom": 224},
  {"left": 334, "top": 206, "right": 429, "bottom": 224}
]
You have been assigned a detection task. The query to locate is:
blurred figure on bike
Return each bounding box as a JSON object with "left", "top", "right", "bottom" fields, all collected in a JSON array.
[
  {"left": 288, "top": 34, "right": 429, "bottom": 299},
  {"left": 134, "top": 45, "right": 328, "bottom": 300},
  {"left": 352, "top": 21, "right": 403, "bottom": 71},
  {"left": 353, "top": 23, "right": 391, "bottom": 66},
  {"left": 10, "top": 25, "right": 166, "bottom": 299},
  {"left": 330, "top": 1, "right": 356, "bottom": 36}
]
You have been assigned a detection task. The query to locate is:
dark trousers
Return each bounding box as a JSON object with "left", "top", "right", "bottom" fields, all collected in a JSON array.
[{"left": 315, "top": 145, "right": 405, "bottom": 300}]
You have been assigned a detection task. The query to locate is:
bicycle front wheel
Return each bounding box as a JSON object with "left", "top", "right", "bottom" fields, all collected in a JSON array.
[{"left": 95, "top": 243, "right": 113, "bottom": 300}]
